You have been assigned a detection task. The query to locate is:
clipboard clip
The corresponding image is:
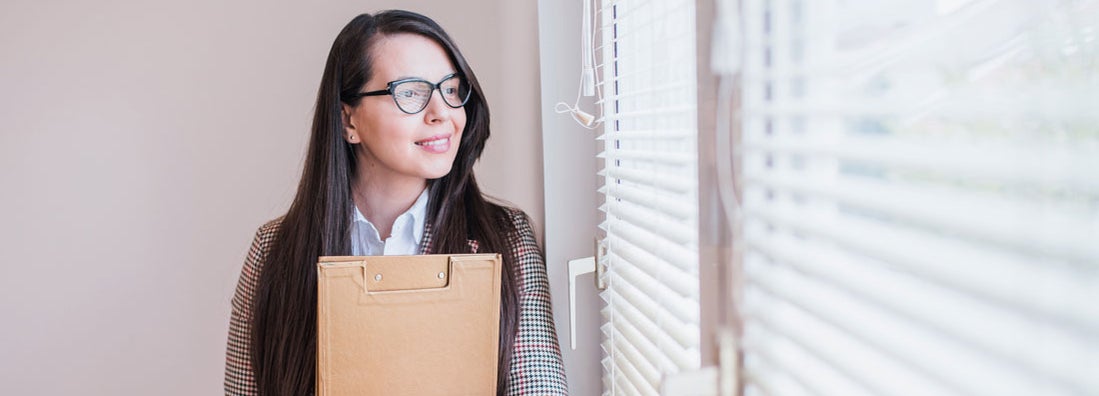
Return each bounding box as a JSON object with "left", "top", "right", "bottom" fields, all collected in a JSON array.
[{"left": 357, "top": 257, "right": 452, "bottom": 293}]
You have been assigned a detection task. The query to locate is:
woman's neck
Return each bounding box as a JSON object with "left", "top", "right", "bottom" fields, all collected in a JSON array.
[{"left": 351, "top": 175, "right": 426, "bottom": 239}]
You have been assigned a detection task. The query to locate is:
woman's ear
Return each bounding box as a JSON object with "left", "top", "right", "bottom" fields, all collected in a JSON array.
[{"left": 341, "top": 103, "right": 358, "bottom": 144}]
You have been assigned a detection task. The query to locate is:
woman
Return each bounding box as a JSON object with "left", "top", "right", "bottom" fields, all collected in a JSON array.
[{"left": 223, "top": 10, "right": 569, "bottom": 395}]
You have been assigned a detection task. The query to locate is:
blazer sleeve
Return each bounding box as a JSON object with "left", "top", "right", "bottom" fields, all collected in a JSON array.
[
  {"left": 504, "top": 208, "right": 570, "bottom": 395},
  {"left": 224, "top": 220, "right": 279, "bottom": 396}
]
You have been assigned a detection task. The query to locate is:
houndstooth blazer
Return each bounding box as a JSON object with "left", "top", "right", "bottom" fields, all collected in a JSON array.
[{"left": 224, "top": 208, "right": 569, "bottom": 395}]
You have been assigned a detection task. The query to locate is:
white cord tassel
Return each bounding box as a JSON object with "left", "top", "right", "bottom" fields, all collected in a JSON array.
[{"left": 555, "top": 0, "right": 603, "bottom": 129}]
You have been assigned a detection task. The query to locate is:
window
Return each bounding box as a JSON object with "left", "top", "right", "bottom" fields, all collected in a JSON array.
[
  {"left": 732, "top": 0, "right": 1099, "bottom": 395},
  {"left": 565, "top": 0, "right": 1097, "bottom": 394},
  {"left": 597, "top": 0, "right": 702, "bottom": 394}
]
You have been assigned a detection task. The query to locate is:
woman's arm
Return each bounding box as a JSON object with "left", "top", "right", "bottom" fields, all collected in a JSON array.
[
  {"left": 224, "top": 221, "right": 279, "bottom": 396},
  {"left": 504, "top": 209, "right": 570, "bottom": 396}
]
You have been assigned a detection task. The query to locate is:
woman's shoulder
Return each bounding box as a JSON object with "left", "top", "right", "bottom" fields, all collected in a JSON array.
[
  {"left": 495, "top": 205, "right": 540, "bottom": 252},
  {"left": 255, "top": 216, "right": 284, "bottom": 239},
  {"left": 493, "top": 206, "right": 547, "bottom": 295},
  {"left": 500, "top": 206, "right": 533, "bottom": 227},
  {"left": 245, "top": 216, "right": 285, "bottom": 264},
  {"left": 492, "top": 205, "right": 536, "bottom": 241},
  {"left": 231, "top": 216, "right": 285, "bottom": 311}
]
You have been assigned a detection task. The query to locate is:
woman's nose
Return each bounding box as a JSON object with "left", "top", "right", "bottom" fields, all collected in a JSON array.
[{"left": 423, "top": 89, "right": 452, "bottom": 124}]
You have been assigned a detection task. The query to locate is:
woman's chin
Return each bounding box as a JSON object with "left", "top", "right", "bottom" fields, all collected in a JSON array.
[{"left": 423, "top": 165, "right": 456, "bottom": 180}]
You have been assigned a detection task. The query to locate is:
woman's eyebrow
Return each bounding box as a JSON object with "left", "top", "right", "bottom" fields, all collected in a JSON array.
[{"left": 391, "top": 72, "right": 459, "bottom": 81}]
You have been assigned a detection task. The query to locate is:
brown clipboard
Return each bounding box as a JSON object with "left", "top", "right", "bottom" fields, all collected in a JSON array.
[{"left": 316, "top": 254, "right": 501, "bottom": 395}]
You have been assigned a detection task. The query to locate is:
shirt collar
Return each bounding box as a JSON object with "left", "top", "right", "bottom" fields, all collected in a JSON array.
[{"left": 352, "top": 187, "right": 430, "bottom": 246}]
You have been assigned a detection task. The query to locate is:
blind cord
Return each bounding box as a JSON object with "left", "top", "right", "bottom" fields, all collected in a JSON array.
[{"left": 556, "top": 0, "right": 604, "bottom": 129}]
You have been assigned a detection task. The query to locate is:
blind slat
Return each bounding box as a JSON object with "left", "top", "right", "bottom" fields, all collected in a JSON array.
[
  {"left": 742, "top": 171, "right": 1099, "bottom": 262},
  {"left": 608, "top": 339, "right": 660, "bottom": 396},
  {"left": 603, "top": 245, "right": 695, "bottom": 299},
  {"left": 598, "top": 128, "right": 695, "bottom": 140},
  {"left": 747, "top": 229, "right": 1099, "bottom": 390},
  {"left": 608, "top": 326, "right": 663, "bottom": 389},
  {"left": 746, "top": 259, "right": 1041, "bottom": 395},
  {"left": 741, "top": 136, "right": 1099, "bottom": 193},
  {"left": 609, "top": 270, "right": 699, "bottom": 348},
  {"left": 741, "top": 201, "right": 1099, "bottom": 333},
  {"left": 597, "top": 58, "right": 694, "bottom": 87},
  {"left": 600, "top": 184, "right": 693, "bottom": 220},
  {"left": 601, "top": 303, "right": 679, "bottom": 377},
  {"left": 599, "top": 105, "right": 696, "bottom": 121},
  {"left": 742, "top": 323, "right": 876, "bottom": 396},
  {"left": 602, "top": 166, "right": 693, "bottom": 194},
  {"left": 739, "top": 94, "right": 1099, "bottom": 121},
  {"left": 600, "top": 199, "right": 695, "bottom": 245},
  {"left": 594, "top": 81, "right": 694, "bottom": 104},
  {"left": 607, "top": 287, "right": 698, "bottom": 370},
  {"left": 742, "top": 285, "right": 956, "bottom": 396},
  {"left": 600, "top": 218, "right": 696, "bottom": 273},
  {"left": 613, "top": 255, "right": 699, "bottom": 324}
]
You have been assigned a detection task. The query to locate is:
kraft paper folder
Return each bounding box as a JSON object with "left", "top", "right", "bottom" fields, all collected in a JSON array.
[{"left": 316, "top": 254, "right": 502, "bottom": 395}]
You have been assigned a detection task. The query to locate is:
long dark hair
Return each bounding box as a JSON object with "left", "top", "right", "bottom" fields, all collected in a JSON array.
[{"left": 251, "top": 10, "right": 520, "bottom": 395}]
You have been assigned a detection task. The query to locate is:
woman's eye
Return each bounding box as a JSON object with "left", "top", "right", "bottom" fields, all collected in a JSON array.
[
  {"left": 397, "top": 90, "right": 415, "bottom": 98},
  {"left": 443, "top": 87, "right": 456, "bottom": 95}
]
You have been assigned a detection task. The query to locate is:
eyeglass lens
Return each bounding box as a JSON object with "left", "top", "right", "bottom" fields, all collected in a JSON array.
[{"left": 391, "top": 75, "right": 470, "bottom": 113}]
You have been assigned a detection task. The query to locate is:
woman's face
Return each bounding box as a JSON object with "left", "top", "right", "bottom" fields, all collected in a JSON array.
[{"left": 343, "top": 33, "right": 467, "bottom": 185}]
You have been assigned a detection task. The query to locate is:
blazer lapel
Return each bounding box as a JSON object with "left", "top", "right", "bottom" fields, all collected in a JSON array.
[
  {"left": 418, "top": 222, "right": 434, "bottom": 254},
  {"left": 417, "top": 222, "right": 480, "bottom": 254}
]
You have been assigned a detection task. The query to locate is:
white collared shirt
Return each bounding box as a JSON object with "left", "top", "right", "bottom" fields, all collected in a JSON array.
[{"left": 349, "top": 188, "right": 429, "bottom": 256}]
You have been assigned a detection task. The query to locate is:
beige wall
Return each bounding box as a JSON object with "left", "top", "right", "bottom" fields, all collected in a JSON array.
[
  {"left": 536, "top": 1, "right": 604, "bottom": 394},
  {"left": 0, "top": 0, "right": 544, "bottom": 394}
]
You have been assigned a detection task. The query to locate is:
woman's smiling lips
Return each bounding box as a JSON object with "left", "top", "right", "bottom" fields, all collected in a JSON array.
[{"left": 414, "top": 134, "right": 452, "bottom": 153}]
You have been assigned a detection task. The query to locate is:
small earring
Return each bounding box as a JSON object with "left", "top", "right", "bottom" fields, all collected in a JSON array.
[{"left": 348, "top": 135, "right": 356, "bottom": 142}]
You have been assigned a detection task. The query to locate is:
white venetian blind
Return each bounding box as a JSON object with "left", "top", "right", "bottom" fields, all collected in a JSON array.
[
  {"left": 734, "top": 0, "right": 1099, "bottom": 395},
  {"left": 596, "top": 0, "right": 701, "bottom": 395}
]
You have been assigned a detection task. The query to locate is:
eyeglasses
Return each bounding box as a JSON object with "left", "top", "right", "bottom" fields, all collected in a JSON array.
[{"left": 352, "top": 73, "right": 471, "bottom": 114}]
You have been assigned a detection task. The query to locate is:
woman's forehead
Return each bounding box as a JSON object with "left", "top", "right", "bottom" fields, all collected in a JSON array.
[{"left": 370, "top": 33, "right": 457, "bottom": 82}]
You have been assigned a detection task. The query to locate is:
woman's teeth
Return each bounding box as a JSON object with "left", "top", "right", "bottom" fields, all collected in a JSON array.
[{"left": 417, "top": 138, "right": 448, "bottom": 147}]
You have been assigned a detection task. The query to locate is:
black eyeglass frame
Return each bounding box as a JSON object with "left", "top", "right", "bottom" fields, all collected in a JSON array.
[{"left": 352, "top": 73, "right": 472, "bottom": 114}]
